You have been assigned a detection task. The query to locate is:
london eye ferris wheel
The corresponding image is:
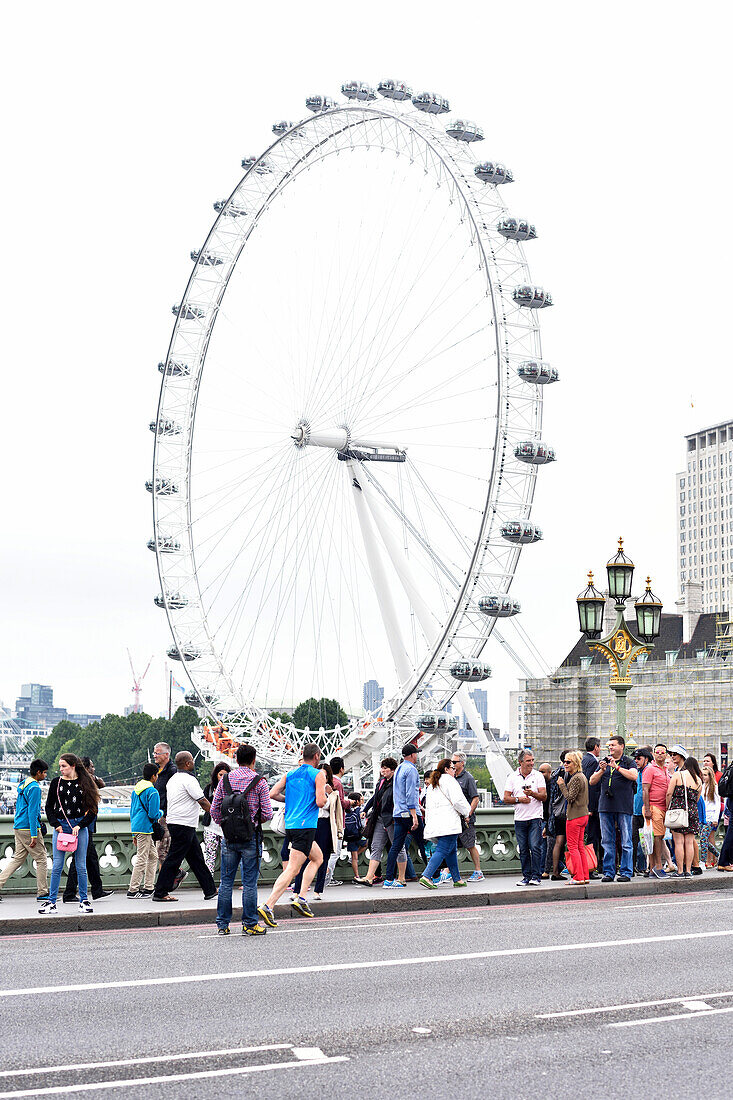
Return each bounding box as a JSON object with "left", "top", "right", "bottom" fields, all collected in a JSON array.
[{"left": 148, "top": 79, "right": 557, "bottom": 781}]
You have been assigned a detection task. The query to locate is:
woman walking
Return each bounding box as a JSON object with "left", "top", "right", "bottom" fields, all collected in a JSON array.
[
  {"left": 666, "top": 756, "right": 703, "bottom": 878},
  {"left": 355, "top": 758, "right": 409, "bottom": 887},
  {"left": 293, "top": 763, "right": 342, "bottom": 900},
  {"left": 557, "top": 751, "right": 590, "bottom": 884},
  {"left": 419, "top": 759, "right": 472, "bottom": 889},
  {"left": 700, "top": 765, "right": 721, "bottom": 867},
  {"left": 40, "top": 754, "right": 100, "bottom": 915},
  {"left": 202, "top": 761, "right": 231, "bottom": 874}
]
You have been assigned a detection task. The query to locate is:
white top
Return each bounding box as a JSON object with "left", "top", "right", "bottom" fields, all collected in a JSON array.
[
  {"left": 504, "top": 768, "right": 546, "bottom": 821},
  {"left": 704, "top": 792, "right": 721, "bottom": 824},
  {"left": 165, "top": 772, "right": 205, "bottom": 827},
  {"left": 423, "top": 774, "right": 471, "bottom": 840}
]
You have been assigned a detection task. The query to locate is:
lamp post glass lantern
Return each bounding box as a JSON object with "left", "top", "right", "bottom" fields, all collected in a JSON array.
[{"left": 577, "top": 539, "right": 662, "bottom": 749}]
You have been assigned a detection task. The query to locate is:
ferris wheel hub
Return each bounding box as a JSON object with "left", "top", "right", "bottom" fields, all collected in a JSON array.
[{"left": 291, "top": 420, "right": 407, "bottom": 456}]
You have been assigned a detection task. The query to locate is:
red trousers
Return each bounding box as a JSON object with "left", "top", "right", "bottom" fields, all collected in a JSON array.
[{"left": 566, "top": 815, "right": 589, "bottom": 882}]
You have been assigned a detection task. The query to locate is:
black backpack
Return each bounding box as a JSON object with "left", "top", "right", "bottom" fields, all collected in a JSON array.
[
  {"left": 220, "top": 773, "right": 262, "bottom": 845},
  {"left": 718, "top": 763, "right": 733, "bottom": 800}
]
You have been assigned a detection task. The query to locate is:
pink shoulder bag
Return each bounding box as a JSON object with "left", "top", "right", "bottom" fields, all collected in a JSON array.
[{"left": 55, "top": 790, "right": 79, "bottom": 853}]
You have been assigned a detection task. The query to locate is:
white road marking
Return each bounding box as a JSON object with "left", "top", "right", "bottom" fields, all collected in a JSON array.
[
  {"left": 609, "top": 1005, "right": 733, "bottom": 1028},
  {"left": 613, "top": 897, "right": 731, "bottom": 911},
  {"left": 412, "top": 1027, "right": 432, "bottom": 1035},
  {"left": 537, "top": 990, "right": 733, "bottom": 1019},
  {"left": 0, "top": 1054, "right": 348, "bottom": 1098},
  {"left": 680, "top": 1000, "right": 712, "bottom": 1011},
  {"left": 292, "top": 1048, "right": 326, "bottom": 1060},
  {"left": 196, "top": 915, "right": 484, "bottom": 938},
  {"left": 3, "top": 928, "right": 733, "bottom": 1000},
  {"left": 0, "top": 1045, "right": 291, "bottom": 1079}
]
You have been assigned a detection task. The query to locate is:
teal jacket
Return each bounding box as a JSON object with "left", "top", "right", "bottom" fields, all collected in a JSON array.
[
  {"left": 130, "top": 780, "right": 162, "bottom": 834},
  {"left": 14, "top": 778, "right": 43, "bottom": 838}
]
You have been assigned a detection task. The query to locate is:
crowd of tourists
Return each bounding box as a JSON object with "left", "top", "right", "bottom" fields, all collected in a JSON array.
[
  {"left": 0, "top": 737, "right": 731, "bottom": 930},
  {"left": 505, "top": 737, "right": 733, "bottom": 887}
]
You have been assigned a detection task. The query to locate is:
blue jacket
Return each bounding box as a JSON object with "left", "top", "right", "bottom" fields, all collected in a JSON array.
[
  {"left": 393, "top": 759, "right": 419, "bottom": 816},
  {"left": 130, "top": 780, "right": 162, "bottom": 834},
  {"left": 14, "top": 778, "right": 43, "bottom": 838}
]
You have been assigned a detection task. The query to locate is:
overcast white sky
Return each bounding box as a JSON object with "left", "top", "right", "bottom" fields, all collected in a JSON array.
[{"left": 2, "top": 1, "right": 731, "bottom": 725}]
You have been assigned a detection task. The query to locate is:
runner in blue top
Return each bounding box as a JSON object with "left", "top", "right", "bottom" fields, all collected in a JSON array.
[{"left": 258, "top": 743, "right": 329, "bottom": 924}]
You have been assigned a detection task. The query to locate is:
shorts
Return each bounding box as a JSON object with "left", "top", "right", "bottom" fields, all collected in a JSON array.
[
  {"left": 651, "top": 805, "right": 666, "bottom": 837},
  {"left": 553, "top": 815, "right": 567, "bottom": 837},
  {"left": 457, "top": 822, "right": 476, "bottom": 849},
  {"left": 155, "top": 818, "right": 171, "bottom": 863},
  {"left": 369, "top": 820, "right": 406, "bottom": 864},
  {"left": 346, "top": 837, "right": 365, "bottom": 853},
  {"left": 285, "top": 828, "right": 317, "bottom": 857}
]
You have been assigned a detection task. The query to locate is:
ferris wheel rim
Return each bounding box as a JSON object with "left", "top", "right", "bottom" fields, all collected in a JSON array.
[{"left": 151, "top": 91, "right": 548, "bottom": 751}]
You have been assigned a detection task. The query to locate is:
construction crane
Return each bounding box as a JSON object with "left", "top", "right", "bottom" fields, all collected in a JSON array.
[{"left": 127, "top": 651, "right": 153, "bottom": 714}]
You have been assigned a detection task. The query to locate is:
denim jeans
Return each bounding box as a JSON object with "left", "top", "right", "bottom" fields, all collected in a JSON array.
[
  {"left": 49, "top": 819, "right": 89, "bottom": 902},
  {"left": 423, "top": 835, "right": 461, "bottom": 882},
  {"left": 216, "top": 836, "right": 261, "bottom": 930},
  {"left": 385, "top": 817, "right": 413, "bottom": 882},
  {"left": 514, "top": 817, "right": 542, "bottom": 882},
  {"left": 600, "top": 811, "right": 633, "bottom": 879}
]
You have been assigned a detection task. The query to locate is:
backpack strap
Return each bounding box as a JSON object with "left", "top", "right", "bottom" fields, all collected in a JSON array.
[
  {"left": 242, "top": 773, "right": 263, "bottom": 826},
  {"left": 222, "top": 773, "right": 233, "bottom": 797}
]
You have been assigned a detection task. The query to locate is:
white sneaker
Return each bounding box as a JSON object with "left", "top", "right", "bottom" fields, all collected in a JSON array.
[
  {"left": 38, "top": 901, "right": 57, "bottom": 915},
  {"left": 437, "top": 870, "right": 452, "bottom": 886},
  {"left": 79, "top": 900, "right": 94, "bottom": 914}
]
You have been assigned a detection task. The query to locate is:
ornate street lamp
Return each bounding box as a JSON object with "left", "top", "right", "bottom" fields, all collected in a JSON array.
[
  {"left": 576, "top": 571, "right": 605, "bottom": 639},
  {"left": 577, "top": 539, "right": 663, "bottom": 749}
]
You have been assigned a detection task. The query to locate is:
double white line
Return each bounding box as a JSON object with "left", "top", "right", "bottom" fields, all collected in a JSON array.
[{"left": 0, "top": 1045, "right": 347, "bottom": 1098}]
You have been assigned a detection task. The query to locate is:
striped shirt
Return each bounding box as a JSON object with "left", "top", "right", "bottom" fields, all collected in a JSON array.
[{"left": 209, "top": 766, "right": 272, "bottom": 827}]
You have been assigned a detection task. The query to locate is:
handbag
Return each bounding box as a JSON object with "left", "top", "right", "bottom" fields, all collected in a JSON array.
[
  {"left": 271, "top": 805, "right": 286, "bottom": 836},
  {"left": 55, "top": 787, "right": 80, "bottom": 853},
  {"left": 565, "top": 842, "right": 597, "bottom": 875},
  {"left": 151, "top": 820, "right": 164, "bottom": 842},
  {"left": 664, "top": 777, "right": 689, "bottom": 829}
]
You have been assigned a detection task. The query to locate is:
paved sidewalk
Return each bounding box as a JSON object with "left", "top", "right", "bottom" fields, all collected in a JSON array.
[{"left": 1, "top": 871, "right": 731, "bottom": 934}]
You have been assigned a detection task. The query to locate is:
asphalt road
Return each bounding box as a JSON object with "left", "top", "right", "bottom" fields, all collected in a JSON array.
[{"left": 1, "top": 890, "right": 731, "bottom": 1098}]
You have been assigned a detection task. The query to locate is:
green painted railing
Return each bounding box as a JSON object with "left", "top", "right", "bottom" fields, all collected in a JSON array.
[{"left": 0, "top": 810, "right": 521, "bottom": 894}]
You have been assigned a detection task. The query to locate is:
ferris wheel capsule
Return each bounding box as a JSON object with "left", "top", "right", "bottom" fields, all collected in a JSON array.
[
  {"left": 412, "top": 92, "right": 450, "bottom": 114},
  {"left": 474, "top": 162, "right": 514, "bottom": 185},
  {"left": 478, "top": 594, "right": 522, "bottom": 617},
  {"left": 514, "top": 441, "right": 556, "bottom": 465},
  {"left": 513, "top": 285, "right": 553, "bottom": 309},
  {"left": 172, "top": 303, "right": 205, "bottom": 320},
  {"left": 167, "top": 644, "right": 201, "bottom": 662},
  {"left": 158, "top": 360, "right": 192, "bottom": 377},
  {"left": 446, "top": 119, "right": 484, "bottom": 142},
  {"left": 341, "top": 80, "right": 376, "bottom": 101},
  {"left": 306, "top": 94, "right": 336, "bottom": 113},
  {"left": 450, "top": 660, "right": 491, "bottom": 683},
  {"left": 191, "top": 250, "right": 225, "bottom": 266},
  {"left": 147, "top": 535, "right": 180, "bottom": 554},
  {"left": 272, "top": 120, "right": 295, "bottom": 135},
  {"left": 501, "top": 520, "right": 543, "bottom": 544},
  {"left": 377, "top": 79, "right": 412, "bottom": 100},
  {"left": 146, "top": 478, "right": 179, "bottom": 495},
  {"left": 154, "top": 591, "right": 188, "bottom": 610},
  {"left": 213, "top": 200, "right": 248, "bottom": 217},
  {"left": 149, "top": 418, "right": 183, "bottom": 437},
  {"left": 241, "top": 155, "right": 273, "bottom": 174},
  {"left": 516, "top": 360, "right": 558, "bottom": 385},
  {"left": 497, "top": 217, "right": 536, "bottom": 241}
]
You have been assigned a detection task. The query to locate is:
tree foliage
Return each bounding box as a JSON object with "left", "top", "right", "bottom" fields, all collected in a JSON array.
[
  {"left": 291, "top": 697, "right": 348, "bottom": 731},
  {"left": 33, "top": 707, "right": 200, "bottom": 784}
]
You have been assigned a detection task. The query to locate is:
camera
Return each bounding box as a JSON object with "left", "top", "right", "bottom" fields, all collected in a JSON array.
[
  {"left": 522, "top": 784, "right": 532, "bottom": 791},
  {"left": 602, "top": 755, "right": 612, "bottom": 765}
]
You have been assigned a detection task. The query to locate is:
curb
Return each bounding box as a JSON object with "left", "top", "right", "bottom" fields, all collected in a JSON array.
[{"left": 2, "top": 874, "right": 731, "bottom": 936}]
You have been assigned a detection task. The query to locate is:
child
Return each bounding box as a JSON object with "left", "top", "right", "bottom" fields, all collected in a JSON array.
[
  {"left": 128, "top": 763, "right": 163, "bottom": 898},
  {"left": 343, "top": 792, "right": 367, "bottom": 878}
]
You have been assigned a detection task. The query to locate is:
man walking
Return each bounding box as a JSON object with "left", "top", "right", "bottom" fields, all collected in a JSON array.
[
  {"left": 642, "top": 743, "right": 671, "bottom": 879},
  {"left": 0, "top": 759, "right": 49, "bottom": 902},
  {"left": 257, "top": 742, "right": 328, "bottom": 926},
  {"left": 451, "top": 752, "right": 483, "bottom": 881},
  {"left": 63, "top": 757, "right": 113, "bottom": 903},
  {"left": 153, "top": 742, "right": 177, "bottom": 867},
  {"left": 383, "top": 743, "right": 420, "bottom": 889},
  {"left": 581, "top": 737, "right": 603, "bottom": 877},
  {"left": 504, "top": 749, "right": 546, "bottom": 886},
  {"left": 590, "top": 735, "right": 638, "bottom": 883},
  {"left": 210, "top": 743, "right": 272, "bottom": 936},
  {"left": 153, "top": 752, "right": 217, "bottom": 903}
]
